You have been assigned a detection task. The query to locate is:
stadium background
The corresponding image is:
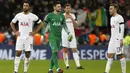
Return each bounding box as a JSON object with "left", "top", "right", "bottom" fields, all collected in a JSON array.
[{"left": 0, "top": 0, "right": 130, "bottom": 73}]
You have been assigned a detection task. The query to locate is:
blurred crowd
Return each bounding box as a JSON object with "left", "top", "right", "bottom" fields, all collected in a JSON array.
[{"left": 1, "top": 0, "right": 130, "bottom": 46}]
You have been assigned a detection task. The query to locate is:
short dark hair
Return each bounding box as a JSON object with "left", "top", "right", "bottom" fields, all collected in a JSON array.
[
  {"left": 23, "top": 0, "right": 31, "bottom": 6},
  {"left": 110, "top": 3, "right": 119, "bottom": 9},
  {"left": 53, "top": 1, "right": 61, "bottom": 7},
  {"left": 64, "top": 3, "right": 71, "bottom": 8}
]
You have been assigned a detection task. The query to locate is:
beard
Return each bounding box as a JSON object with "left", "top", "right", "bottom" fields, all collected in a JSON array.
[
  {"left": 23, "top": 9, "right": 29, "bottom": 12},
  {"left": 110, "top": 13, "right": 114, "bottom": 16},
  {"left": 56, "top": 9, "right": 61, "bottom": 12},
  {"left": 66, "top": 11, "right": 70, "bottom": 14}
]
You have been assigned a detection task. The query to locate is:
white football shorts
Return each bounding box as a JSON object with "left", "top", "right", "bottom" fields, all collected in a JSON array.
[
  {"left": 15, "top": 36, "right": 33, "bottom": 51},
  {"left": 62, "top": 35, "right": 77, "bottom": 48},
  {"left": 108, "top": 39, "right": 124, "bottom": 55}
]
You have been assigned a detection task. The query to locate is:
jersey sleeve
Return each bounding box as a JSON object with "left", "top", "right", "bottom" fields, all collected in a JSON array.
[
  {"left": 12, "top": 14, "right": 19, "bottom": 23},
  {"left": 34, "top": 15, "right": 42, "bottom": 24},
  {"left": 43, "top": 14, "right": 49, "bottom": 25},
  {"left": 119, "top": 16, "right": 124, "bottom": 24},
  {"left": 119, "top": 16, "right": 124, "bottom": 40}
]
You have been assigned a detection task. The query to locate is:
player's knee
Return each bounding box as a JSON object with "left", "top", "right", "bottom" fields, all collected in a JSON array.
[
  {"left": 25, "top": 54, "right": 30, "bottom": 58},
  {"left": 52, "top": 50, "right": 58, "bottom": 53},
  {"left": 52, "top": 51, "right": 58, "bottom": 58},
  {"left": 107, "top": 53, "right": 114, "bottom": 58},
  {"left": 72, "top": 48, "right": 77, "bottom": 52},
  {"left": 25, "top": 51, "right": 31, "bottom": 58},
  {"left": 16, "top": 51, "right": 22, "bottom": 56},
  {"left": 63, "top": 47, "right": 68, "bottom": 53},
  {"left": 117, "top": 54, "right": 124, "bottom": 59}
]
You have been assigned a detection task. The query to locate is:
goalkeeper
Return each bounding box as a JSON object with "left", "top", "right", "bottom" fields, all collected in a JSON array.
[{"left": 41, "top": 1, "right": 72, "bottom": 73}]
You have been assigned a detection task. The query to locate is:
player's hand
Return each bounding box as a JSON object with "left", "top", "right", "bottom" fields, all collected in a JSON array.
[
  {"left": 120, "top": 39, "right": 123, "bottom": 47},
  {"left": 40, "top": 36, "right": 45, "bottom": 43},
  {"left": 67, "top": 32, "right": 73, "bottom": 42},
  {"left": 14, "top": 31, "right": 20, "bottom": 36},
  {"left": 29, "top": 32, "right": 36, "bottom": 36},
  {"left": 65, "top": 14, "right": 73, "bottom": 19},
  {"left": 41, "top": 36, "right": 48, "bottom": 44}
]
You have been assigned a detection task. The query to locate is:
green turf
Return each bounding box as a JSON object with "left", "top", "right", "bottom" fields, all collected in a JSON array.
[{"left": 0, "top": 60, "right": 129, "bottom": 73}]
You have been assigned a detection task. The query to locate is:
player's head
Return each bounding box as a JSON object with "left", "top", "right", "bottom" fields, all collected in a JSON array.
[
  {"left": 64, "top": 3, "right": 71, "bottom": 14},
  {"left": 53, "top": 1, "right": 61, "bottom": 12},
  {"left": 109, "top": 3, "right": 118, "bottom": 16},
  {"left": 23, "top": 1, "right": 30, "bottom": 12}
]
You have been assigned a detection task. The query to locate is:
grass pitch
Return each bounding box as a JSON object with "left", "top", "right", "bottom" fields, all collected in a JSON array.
[{"left": 0, "top": 60, "right": 129, "bottom": 73}]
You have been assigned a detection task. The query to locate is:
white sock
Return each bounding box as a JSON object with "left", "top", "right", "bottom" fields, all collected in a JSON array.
[
  {"left": 105, "top": 58, "right": 113, "bottom": 73},
  {"left": 56, "top": 68, "right": 60, "bottom": 71},
  {"left": 14, "top": 56, "right": 20, "bottom": 72},
  {"left": 63, "top": 52, "right": 69, "bottom": 67},
  {"left": 24, "top": 58, "right": 30, "bottom": 72},
  {"left": 49, "top": 69, "right": 52, "bottom": 71},
  {"left": 73, "top": 52, "right": 80, "bottom": 67},
  {"left": 120, "top": 58, "right": 126, "bottom": 73}
]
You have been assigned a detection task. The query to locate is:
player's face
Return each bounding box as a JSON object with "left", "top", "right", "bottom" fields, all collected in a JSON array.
[
  {"left": 65, "top": 6, "right": 71, "bottom": 13},
  {"left": 23, "top": 3, "right": 30, "bottom": 12},
  {"left": 109, "top": 6, "right": 116, "bottom": 16},
  {"left": 55, "top": 4, "right": 61, "bottom": 12}
]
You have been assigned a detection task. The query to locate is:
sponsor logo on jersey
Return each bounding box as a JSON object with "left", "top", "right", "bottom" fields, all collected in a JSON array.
[
  {"left": 52, "top": 22, "right": 61, "bottom": 26},
  {"left": 52, "top": 19, "right": 55, "bottom": 21},
  {"left": 20, "top": 22, "right": 29, "bottom": 26}
]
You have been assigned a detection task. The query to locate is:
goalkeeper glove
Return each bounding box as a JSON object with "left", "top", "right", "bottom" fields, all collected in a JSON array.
[{"left": 67, "top": 32, "right": 73, "bottom": 42}]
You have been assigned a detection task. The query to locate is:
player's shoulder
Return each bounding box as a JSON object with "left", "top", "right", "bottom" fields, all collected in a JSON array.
[
  {"left": 59, "top": 12, "right": 64, "bottom": 16},
  {"left": 29, "top": 12, "right": 38, "bottom": 17},
  {"left": 70, "top": 13, "right": 75, "bottom": 17},
  {"left": 48, "top": 12, "right": 54, "bottom": 15},
  {"left": 117, "top": 14, "right": 124, "bottom": 21},
  {"left": 46, "top": 12, "right": 54, "bottom": 17},
  {"left": 117, "top": 14, "right": 123, "bottom": 19},
  {"left": 15, "top": 12, "right": 23, "bottom": 16}
]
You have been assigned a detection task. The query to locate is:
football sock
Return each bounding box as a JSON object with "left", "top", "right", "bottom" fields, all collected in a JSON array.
[
  {"left": 120, "top": 58, "right": 126, "bottom": 73},
  {"left": 24, "top": 58, "right": 30, "bottom": 72},
  {"left": 52, "top": 52, "right": 59, "bottom": 69},
  {"left": 49, "top": 58, "right": 54, "bottom": 69},
  {"left": 73, "top": 52, "right": 80, "bottom": 67},
  {"left": 14, "top": 56, "right": 20, "bottom": 72},
  {"left": 56, "top": 68, "right": 60, "bottom": 71},
  {"left": 105, "top": 58, "right": 113, "bottom": 73},
  {"left": 63, "top": 52, "right": 69, "bottom": 67}
]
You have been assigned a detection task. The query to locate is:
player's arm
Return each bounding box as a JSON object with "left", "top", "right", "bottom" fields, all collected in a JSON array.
[
  {"left": 30, "top": 15, "right": 43, "bottom": 36},
  {"left": 66, "top": 14, "right": 78, "bottom": 28},
  {"left": 119, "top": 16, "right": 124, "bottom": 47},
  {"left": 10, "top": 14, "right": 19, "bottom": 36},
  {"left": 40, "top": 14, "right": 50, "bottom": 43},
  {"left": 70, "top": 14, "right": 78, "bottom": 28},
  {"left": 62, "top": 15, "right": 70, "bottom": 34},
  {"left": 41, "top": 15, "right": 49, "bottom": 36},
  {"left": 62, "top": 15, "right": 73, "bottom": 42},
  {"left": 10, "top": 22, "right": 17, "bottom": 33},
  {"left": 34, "top": 21, "right": 43, "bottom": 34}
]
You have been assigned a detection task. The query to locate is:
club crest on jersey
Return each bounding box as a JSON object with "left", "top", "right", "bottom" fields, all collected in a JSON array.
[{"left": 20, "top": 22, "right": 29, "bottom": 26}]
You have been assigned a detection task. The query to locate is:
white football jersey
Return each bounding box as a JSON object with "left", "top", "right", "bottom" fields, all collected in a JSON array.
[
  {"left": 62, "top": 13, "right": 76, "bottom": 36},
  {"left": 110, "top": 14, "right": 124, "bottom": 40},
  {"left": 12, "top": 12, "right": 41, "bottom": 39}
]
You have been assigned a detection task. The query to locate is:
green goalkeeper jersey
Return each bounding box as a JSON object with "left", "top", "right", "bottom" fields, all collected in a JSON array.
[{"left": 41, "top": 12, "right": 69, "bottom": 40}]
